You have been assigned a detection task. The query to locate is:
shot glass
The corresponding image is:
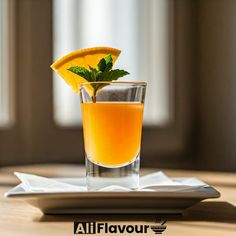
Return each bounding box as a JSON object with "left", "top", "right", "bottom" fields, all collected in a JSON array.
[{"left": 80, "top": 82, "right": 146, "bottom": 191}]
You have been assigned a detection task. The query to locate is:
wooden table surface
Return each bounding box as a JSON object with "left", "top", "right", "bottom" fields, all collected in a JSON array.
[{"left": 0, "top": 164, "right": 236, "bottom": 236}]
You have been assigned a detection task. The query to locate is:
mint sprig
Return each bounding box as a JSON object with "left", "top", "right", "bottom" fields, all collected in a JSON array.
[{"left": 67, "top": 55, "right": 129, "bottom": 102}]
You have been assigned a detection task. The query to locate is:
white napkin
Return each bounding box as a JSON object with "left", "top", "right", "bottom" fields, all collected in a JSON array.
[{"left": 13, "top": 171, "right": 207, "bottom": 193}]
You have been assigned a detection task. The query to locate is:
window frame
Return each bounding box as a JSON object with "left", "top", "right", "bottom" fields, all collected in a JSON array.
[{"left": 0, "top": 0, "right": 194, "bottom": 168}]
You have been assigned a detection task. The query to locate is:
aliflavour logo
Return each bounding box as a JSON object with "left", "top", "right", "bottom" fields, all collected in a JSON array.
[{"left": 74, "top": 220, "right": 167, "bottom": 234}]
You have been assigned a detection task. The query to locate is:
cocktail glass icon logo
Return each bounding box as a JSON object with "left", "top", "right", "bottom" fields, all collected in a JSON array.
[{"left": 74, "top": 219, "right": 167, "bottom": 234}]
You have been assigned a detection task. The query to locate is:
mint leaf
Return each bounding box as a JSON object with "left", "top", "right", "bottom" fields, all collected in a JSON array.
[
  {"left": 104, "top": 54, "right": 112, "bottom": 64},
  {"left": 104, "top": 55, "right": 113, "bottom": 71},
  {"left": 107, "top": 69, "right": 129, "bottom": 80},
  {"left": 96, "top": 58, "right": 107, "bottom": 72},
  {"left": 94, "top": 69, "right": 129, "bottom": 94},
  {"left": 67, "top": 54, "right": 129, "bottom": 102},
  {"left": 88, "top": 66, "right": 99, "bottom": 82},
  {"left": 97, "top": 54, "right": 113, "bottom": 72},
  {"left": 68, "top": 66, "right": 93, "bottom": 82},
  {"left": 98, "top": 69, "right": 129, "bottom": 81}
]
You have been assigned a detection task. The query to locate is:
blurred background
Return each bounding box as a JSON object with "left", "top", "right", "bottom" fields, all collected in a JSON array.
[{"left": 0, "top": 0, "right": 236, "bottom": 171}]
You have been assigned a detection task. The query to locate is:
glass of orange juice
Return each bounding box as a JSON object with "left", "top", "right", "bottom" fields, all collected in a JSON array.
[{"left": 80, "top": 81, "right": 146, "bottom": 191}]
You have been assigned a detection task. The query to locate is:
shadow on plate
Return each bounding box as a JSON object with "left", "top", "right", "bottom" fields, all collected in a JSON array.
[{"left": 35, "top": 201, "right": 236, "bottom": 224}]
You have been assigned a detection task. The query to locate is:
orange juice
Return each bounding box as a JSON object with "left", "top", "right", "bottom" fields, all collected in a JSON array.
[{"left": 81, "top": 102, "right": 144, "bottom": 167}]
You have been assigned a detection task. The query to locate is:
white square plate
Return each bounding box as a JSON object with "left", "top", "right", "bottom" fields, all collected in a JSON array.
[{"left": 5, "top": 177, "right": 220, "bottom": 214}]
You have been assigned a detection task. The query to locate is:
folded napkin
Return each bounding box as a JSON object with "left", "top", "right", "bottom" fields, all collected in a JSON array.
[{"left": 14, "top": 171, "right": 207, "bottom": 193}]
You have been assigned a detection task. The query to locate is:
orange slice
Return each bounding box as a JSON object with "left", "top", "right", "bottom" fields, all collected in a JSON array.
[{"left": 51, "top": 47, "right": 121, "bottom": 93}]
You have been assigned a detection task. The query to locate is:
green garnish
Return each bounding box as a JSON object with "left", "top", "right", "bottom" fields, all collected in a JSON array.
[{"left": 67, "top": 55, "right": 129, "bottom": 102}]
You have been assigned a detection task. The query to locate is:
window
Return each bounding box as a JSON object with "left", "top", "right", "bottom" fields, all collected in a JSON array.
[
  {"left": 0, "top": 0, "right": 191, "bottom": 166},
  {"left": 53, "top": 0, "right": 173, "bottom": 126},
  {"left": 0, "top": 0, "right": 13, "bottom": 127}
]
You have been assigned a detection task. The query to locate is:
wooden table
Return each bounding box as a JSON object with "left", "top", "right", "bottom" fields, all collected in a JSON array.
[{"left": 0, "top": 164, "right": 236, "bottom": 236}]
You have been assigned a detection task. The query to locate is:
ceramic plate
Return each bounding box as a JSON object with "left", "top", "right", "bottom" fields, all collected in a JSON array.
[{"left": 5, "top": 178, "right": 220, "bottom": 214}]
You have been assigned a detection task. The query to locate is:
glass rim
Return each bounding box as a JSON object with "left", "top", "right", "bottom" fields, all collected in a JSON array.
[{"left": 80, "top": 81, "right": 147, "bottom": 86}]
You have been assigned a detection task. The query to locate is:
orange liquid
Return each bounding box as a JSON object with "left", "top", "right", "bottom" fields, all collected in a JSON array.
[{"left": 81, "top": 102, "right": 144, "bottom": 167}]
